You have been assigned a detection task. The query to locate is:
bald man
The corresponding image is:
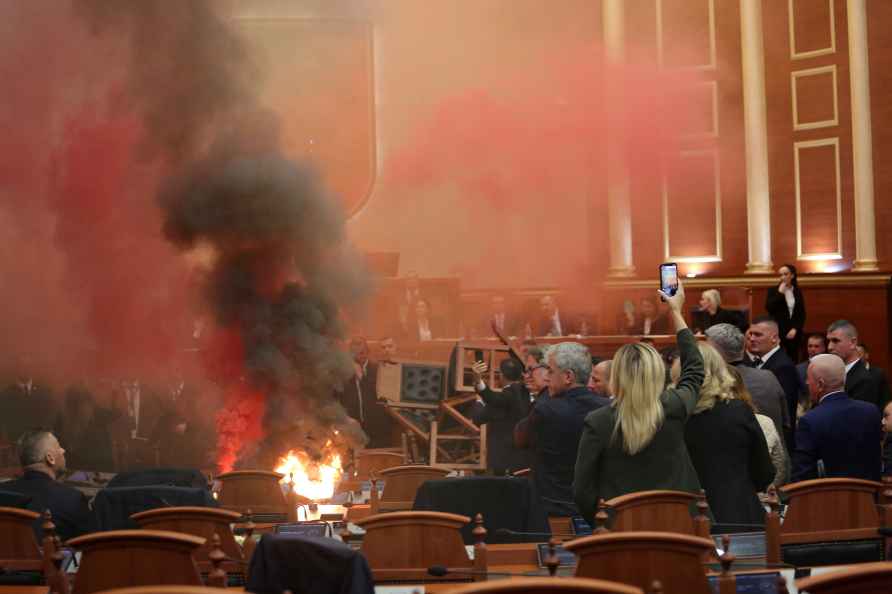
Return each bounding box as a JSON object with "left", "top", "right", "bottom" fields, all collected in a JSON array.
[{"left": 792, "top": 354, "right": 882, "bottom": 482}]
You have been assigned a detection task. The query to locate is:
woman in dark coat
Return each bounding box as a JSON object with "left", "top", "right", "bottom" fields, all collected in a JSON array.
[
  {"left": 574, "top": 282, "right": 705, "bottom": 525},
  {"left": 765, "top": 263, "right": 806, "bottom": 361},
  {"left": 681, "top": 343, "right": 775, "bottom": 527}
]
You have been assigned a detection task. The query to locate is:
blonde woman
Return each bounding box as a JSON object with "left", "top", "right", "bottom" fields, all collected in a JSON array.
[
  {"left": 573, "top": 282, "right": 704, "bottom": 525},
  {"left": 696, "top": 289, "right": 747, "bottom": 333},
  {"left": 683, "top": 344, "right": 775, "bottom": 526}
]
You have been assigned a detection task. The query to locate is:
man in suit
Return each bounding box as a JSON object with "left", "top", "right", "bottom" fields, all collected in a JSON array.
[
  {"left": 535, "top": 295, "right": 579, "bottom": 337},
  {"left": 472, "top": 357, "right": 531, "bottom": 475},
  {"left": 705, "top": 323, "right": 790, "bottom": 440},
  {"left": 479, "top": 294, "right": 521, "bottom": 338},
  {"left": 792, "top": 354, "right": 881, "bottom": 481},
  {"left": 796, "top": 333, "right": 827, "bottom": 404},
  {"left": 826, "top": 320, "right": 890, "bottom": 410},
  {"left": 588, "top": 359, "right": 612, "bottom": 398},
  {"left": 746, "top": 316, "right": 800, "bottom": 438},
  {"left": 883, "top": 401, "right": 892, "bottom": 476},
  {"left": 2, "top": 429, "right": 93, "bottom": 540},
  {"left": 336, "top": 337, "right": 393, "bottom": 448},
  {"left": 515, "top": 342, "right": 609, "bottom": 516}
]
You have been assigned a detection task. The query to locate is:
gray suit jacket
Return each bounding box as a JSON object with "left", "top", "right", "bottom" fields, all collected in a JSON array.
[{"left": 736, "top": 364, "right": 790, "bottom": 438}]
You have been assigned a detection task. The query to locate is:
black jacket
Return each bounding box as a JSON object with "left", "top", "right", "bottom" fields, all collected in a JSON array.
[
  {"left": 337, "top": 362, "right": 393, "bottom": 448},
  {"left": 765, "top": 286, "right": 806, "bottom": 358},
  {"left": 696, "top": 307, "right": 748, "bottom": 334},
  {"left": 526, "top": 386, "right": 609, "bottom": 516},
  {"left": 748, "top": 348, "right": 800, "bottom": 434},
  {"left": 1, "top": 470, "right": 93, "bottom": 541},
  {"left": 684, "top": 400, "right": 775, "bottom": 526},
  {"left": 573, "top": 329, "right": 705, "bottom": 525},
  {"left": 846, "top": 359, "right": 890, "bottom": 411},
  {"left": 477, "top": 382, "right": 532, "bottom": 475}
]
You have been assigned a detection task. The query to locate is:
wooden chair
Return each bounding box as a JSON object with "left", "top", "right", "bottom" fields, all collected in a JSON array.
[
  {"left": 130, "top": 506, "right": 254, "bottom": 572},
  {"left": 354, "top": 511, "right": 472, "bottom": 583},
  {"left": 447, "top": 577, "right": 644, "bottom": 594},
  {"left": 600, "top": 490, "right": 711, "bottom": 538},
  {"left": 216, "top": 470, "right": 295, "bottom": 522},
  {"left": 767, "top": 478, "right": 885, "bottom": 566},
  {"left": 564, "top": 531, "right": 718, "bottom": 594},
  {"left": 373, "top": 465, "right": 451, "bottom": 513},
  {"left": 355, "top": 449, "right": 406, "bottom": 479},
  {"left": 66, "top": 530, "right": 205, "bottom": 594},
  {"left": 795, "top": 561, "right": 892, "bottom": 593},
  {"left": 0, "top": 508, "right": 70, "bottom": 592}
]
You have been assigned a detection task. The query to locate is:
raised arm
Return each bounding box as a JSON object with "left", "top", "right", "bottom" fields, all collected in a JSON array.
[{"left": 658, "top": 281, "right": 704, "bottom": 415}]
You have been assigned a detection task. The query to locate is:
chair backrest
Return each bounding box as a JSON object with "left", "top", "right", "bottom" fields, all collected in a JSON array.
[
  {"left": 354, "top": 511, "right": 471, "bottom": 582},
  {"left": 564, "top": 531, "right": 716, "bottom": 594},
  {"left": 795, "top": 561, "right": 892, "bottom": 593},
  {"left": 377, "top": 465, "right": 451, "bottom": 511},
  {"left": 605, "top": 490, "right": 708, "bottom": 537},
  {"left": 215, "top": 470, "right": 288, "bottom": 518},
  {"left": 66, "top": 529, "right": 204, "bottom": 594},
  {"left": 447, "top": 577, "right": 644, "bottom": 594},
  {"left": 355, "top": 450, "right": 406, "bottom": 480},
  {"left": 130, "top": 506, "right": 244, "bottom": 562},
  {"left": 780, "top": 478, "right": 881, "bottom": 536},
  {"left": 0, "top": 506, "right": 42, "bottom": 569},
  {"left": 775, "top": 478, "right": 884, "bottom": 567}
]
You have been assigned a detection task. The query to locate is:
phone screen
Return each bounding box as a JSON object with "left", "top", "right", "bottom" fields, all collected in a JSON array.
[{"left": 660, "top": 263, "right": 679, "bottom": 297}]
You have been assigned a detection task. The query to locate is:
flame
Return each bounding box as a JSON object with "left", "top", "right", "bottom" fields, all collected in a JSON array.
[{"left": 275, "top": 449, "right": 343, "bottom": 501}]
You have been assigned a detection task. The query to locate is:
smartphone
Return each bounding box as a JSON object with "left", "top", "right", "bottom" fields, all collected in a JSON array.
[{"left": 660, "top": 263, "right": 679, "bottom": 297}]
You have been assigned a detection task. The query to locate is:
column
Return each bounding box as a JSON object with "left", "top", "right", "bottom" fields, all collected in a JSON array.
[
  {"left": 848, "top": 0, "right": 879, "bottom": 271},
  {"left": 603, "top": 0, "right": 636, "bottom": 278},
  {"left": 739, "top": 0, "right": 773, "bottom": 274}
]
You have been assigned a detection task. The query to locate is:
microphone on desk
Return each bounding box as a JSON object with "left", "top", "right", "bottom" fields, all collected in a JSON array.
[
  {"left": 494, "top": 528, "right": 576, "bottom": 539},
  {"left": 427, "top": 565, "right": 528, "bottom": 578}
]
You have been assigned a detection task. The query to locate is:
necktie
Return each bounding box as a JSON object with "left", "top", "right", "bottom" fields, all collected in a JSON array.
[{"left": 752, "top": 357, "right": 763, "bottom": 367}]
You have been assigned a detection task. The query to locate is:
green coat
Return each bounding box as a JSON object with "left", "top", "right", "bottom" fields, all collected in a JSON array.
[{"left": 573, "top": 328, "right": 705, "bottom": 524}]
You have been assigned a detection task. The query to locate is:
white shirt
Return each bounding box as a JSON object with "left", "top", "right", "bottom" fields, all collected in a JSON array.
[
  {"left": 418, "top": 318, "right": 432, "bottom": 341},
  {"left": 782, "top": 286, "right": 796, "bottom": 317},
  {"left": 550, "top": 310, "right": 563, "bottom": 337},
  {"left": 643, "top": 318, "right": 653, "bottom": 336},
  {"left": 845, "top": 358, "right": 861, "bottom": 375},
  {"left": 750, "top": 345, "right": 781, "bottom": 368},
  {"left": 818, "top": 390, "right": 845, "bottom": 404}
]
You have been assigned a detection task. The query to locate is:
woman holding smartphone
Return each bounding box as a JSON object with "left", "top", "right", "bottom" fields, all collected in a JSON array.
[
  {"left": 765, "top": 263, "right": 806, "bottom": 360},
  {"left": 573, "top": 280, "right": 705, "bottom": 524}
]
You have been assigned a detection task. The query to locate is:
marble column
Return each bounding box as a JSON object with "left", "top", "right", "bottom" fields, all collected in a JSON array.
[
  {"left": 847, "top": 0, "right": 879, "bottom": 271},
  {"left": 603, "top": 0, "right": 636, "bottom": 278},
  {"left": 739, "top": 0, "right": 773, "bottom": 274}
]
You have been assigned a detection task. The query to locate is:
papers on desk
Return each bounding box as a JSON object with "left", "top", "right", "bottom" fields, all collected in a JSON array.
[{"left": 375, "top": 587, "right": 424, "bottom": 594}]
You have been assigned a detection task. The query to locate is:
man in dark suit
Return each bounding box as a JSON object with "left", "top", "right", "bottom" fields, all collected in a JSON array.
[
  {"left": 883, "top": 401, "right": 892, "bottom": 476},
  {"left": 746, "top": 316, "right": 800, "bottom": 440},
  {"left": 534, "top": 296, "right": 581, "bottom": 337},
  {"left": 515, "top": 342, "right": 609, "bottom": 516},
  {"left": 705, "top": 323, "right": 790, "bottom": 440},
  {"left": 792, "top": 354, "right": 881, "bottom": 481},
  {"left": 336, "top": 337, "right": 393, "bottom": 448},
  {"left": 472, "top": 357, "right": 531, "bottom": 475},
  {"left": 826, "top": 320, "right": 890, "bottom": 410},
  {"left": 2, "top": 429, "right": 93, "bottom": 540},
  {"left": 478, "top": 294, "right": 522, "bottom": 338}
]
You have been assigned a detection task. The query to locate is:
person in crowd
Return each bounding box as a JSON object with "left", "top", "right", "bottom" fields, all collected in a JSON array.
[
  {"left": 535, "top": 295, "right": 579, "bottom": 337},
  {"left": 622, "top": 296, "right": 669, "bottom": 336},
  {"left": 397, "top": 270, "right": 423, "bottom": 333},
  {"left": 2, "top": 429, "right": 92, "bottom": 540},
  {"left": 826, "top": 320, "right": 890, "bottom": 410},
  {"left": 0, "top": 359, "right": 54, "bottom": 443},
  {"left": 796, "top": 333, "right": 827, "bottom": 402},
  {"left": 521, "top": 348, "right": 549, "bottom": 400},
  {"left": 405, "top": 298, "right": 443, "bottom": 342},
  {"left": 336, "top": 337, "right": 393, "bottom": 448},
  {"left": 705, "top": 323, "right": 789, "bottom": 441},
  {"left": 765, "top": 264, "right": 806, "bottom": 360},
  {"left": 54, "top": 384, "right": 116, "bottom": 471},
  {"left": 380, "top": 336, "right": 398, "bottom": 364},
  {"left": 516, "top": 342, "right": 608, "bottom": 516},
  {"left": 696, "top": 289, "right": 747, "bottom": 333},
  {"left": 152, "top": 411, "right": 214, "bottom": 469},
  {"left": 745, "top": 316, "right": 800, "bottom": 439},
  {"left": 883, "top": 401, "right": 892, "bottom": 476},
  {"left": 482, "top": 294, "right": 521, "bottom": 338},
  {"left": 679, "top": 343, "right": 775, "bottom": 526},
  {"left": 471, "top": 358, "right": 531, "bottom": 475},
  {"left": 792, "top": 354, "right": 881, "bottom": 481},
  {"left": 574, "top": 282, "right": 704, "bottom": 525},
  {"left": 588, "top": 359, "right": 612, "bottom": 398},
  {"left": 660, "top": 345, "right": 680, "bottom": 386},
  {"left": 856, "top": 343, "right": 892, "bottom": 410},
  {"left": 728, "top": 367, "right": 788, "bottom": 489}
]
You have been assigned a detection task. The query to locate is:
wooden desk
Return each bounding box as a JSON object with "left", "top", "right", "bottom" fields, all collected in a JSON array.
[{"left": 0, "top": 589, "right": 49, "bottom": 594}]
